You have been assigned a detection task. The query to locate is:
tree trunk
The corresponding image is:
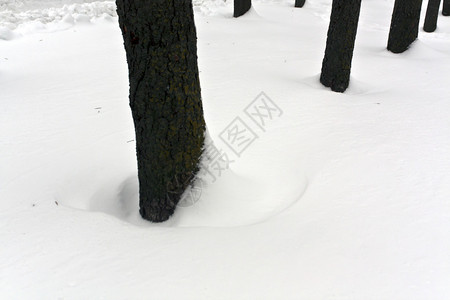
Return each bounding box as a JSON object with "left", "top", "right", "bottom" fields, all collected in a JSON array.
[
  {"left": 320, "top": 0, "right": 362, "bottom": 93},
  {"left": 387, "top": 0, "right": 423, "bottom": 53},
  {"left": 295, "top": 0, "right": 306, "bottom": 8},
  {"left": 234, "top": 0, "right": 251, "bottom": 17},
  {"left": 424, "top": 0, "right": 442, "bottom": 32},
  {"left": 443, "top": 0, "right": 450, "bottom": 15},
  {"left": 116, "top": 0, "right": 206, "bottom": 222}
]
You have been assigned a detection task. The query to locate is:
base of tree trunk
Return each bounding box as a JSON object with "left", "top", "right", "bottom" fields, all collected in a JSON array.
[
  {"left": 387, "top": 0, "right": 423, "bottom": 53},
  {"left": 443, "top": 0, "right": 450, "bottom": 15},
  {"left": 139, "top": 172, "right": 198, "bottom": 222},
  {"left": 295, "top": 0, "right": 306, "bottom": 8},
  {"left": 139, "top": 201, "right": 175, "bottom": 223},
  {"left": 320, "top": 0, "right": 362, "bottom": 93},
  {"left": 234, "top": 0, "right": 251, "bottom": 17},
  {"left": 424, "top": 0, "right": 441, "bottom": 32}
]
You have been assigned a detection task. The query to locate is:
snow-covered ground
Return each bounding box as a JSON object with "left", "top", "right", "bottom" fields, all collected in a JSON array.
[{"left": 1, "top": 0, "right": 450, "bottom": 299}]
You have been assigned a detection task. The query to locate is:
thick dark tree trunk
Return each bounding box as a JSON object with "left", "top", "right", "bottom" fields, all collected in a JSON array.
[
  {"left": 320, "top": 0, "right": 362, "bottom": 93},
  {"left": 442, "top": 0, "right": 450, "bottom": 15},
  {"left": 234, "top": 0, "right": 251, "bottom": 17},
  {"left": 424, "top": 0, "right": 442, "bottom": 32},
  {"left": 387, "top": 0, "right": 423, "bottom": 53},
  {"left": 295, "top": 0, "right": 306, "bottom": 8},
  {"left": 116, "top": 0, "right": 205, "bottom": 222}
]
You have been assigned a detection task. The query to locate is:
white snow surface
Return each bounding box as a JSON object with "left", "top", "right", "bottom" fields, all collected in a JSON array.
[{"left": 1, "top": 0, "right": 450, "bottom": 299}]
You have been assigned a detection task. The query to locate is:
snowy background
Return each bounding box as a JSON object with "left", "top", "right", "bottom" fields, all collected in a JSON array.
[{"left": 1, "top": 0, "right": 450, "bottom": 299}]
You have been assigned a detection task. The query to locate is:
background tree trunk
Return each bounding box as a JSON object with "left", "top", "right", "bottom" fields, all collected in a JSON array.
[
  {"left": 116, "top": 0, "right": 206, "bottom": 222},
  {"left": 443, "top": 0, "right": 450, "bottom": 15},
  {"left": 234, "top": 0, "right": 251, "bottom": 17},
  {"left": 387, "top": 0, "right": 423, "bottom": 53},
  {"left": 424, "top": 0, "right": 442, "bottom": 32},
  {"left": 320, "top": 0, "right": 362, "bottom": 93},
  {"left": 295, "top": 0, "right": 306, "bottom": 8}
]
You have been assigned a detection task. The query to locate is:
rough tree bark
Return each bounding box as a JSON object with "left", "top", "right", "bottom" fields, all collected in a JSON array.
[
  {"left": 116, "top": 0, "right": 206, "bottom": 222},
  {"left": 424, "top": 0, "right": 442, "bottom": 32},
  {"left": 387, "top": 0, "right": 423, "bottom": 53},
  {"left": 442, "top": 0, "right": 450, "bottom": 15},
  {"left": 320, "top": 0, "right": 362, "bottom": 93},
  {"left": 295, "top": 0, "right": 306, "bottom": 8},
  {"left": 234, "top": 0, "right": 251, "bottom": 17}
]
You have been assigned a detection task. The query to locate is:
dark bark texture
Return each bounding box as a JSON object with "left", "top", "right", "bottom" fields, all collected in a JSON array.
[
  {"left": 424, "top": 0, "right": 442, "bottom": 32},
  {"left": 295, "top": 0, "right": 306, "bottom": 8},
  {"left": 116, "top": 0, "right": 205, "bottom": 222},
  {"left": 320, "top": 0, "right": 362, "bottom": 93},
  {"left": 234, "top": 0, "right": 251, "bottom": 17},
  {"left": 387, "top": 0, "right": 423, "bottom": 53},
  {"left": 442, "top": 0, "right": 450, "bottom": 15}
]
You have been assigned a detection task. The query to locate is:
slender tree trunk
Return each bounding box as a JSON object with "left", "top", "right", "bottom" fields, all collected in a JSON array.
[
  {"left": 320, "top": 0, "right": 362, "bottom": 93},
  {"left": 116, "top": 0, "right": 206, "bottom": 222},
  {"left": 295, "top": 0, "right": 306, "bottom": 8},
  {"left": 234, "top": 0, "right": 251, "bottom": 17},
  {"left": 387, "top": 0, "right": 423, "bottom": 53},
  {"left": 424, "top": 0, "right": 442, "bottom": 32},
  {"left": 443, "top": 0, "right": 450, "bottom": 15}
]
